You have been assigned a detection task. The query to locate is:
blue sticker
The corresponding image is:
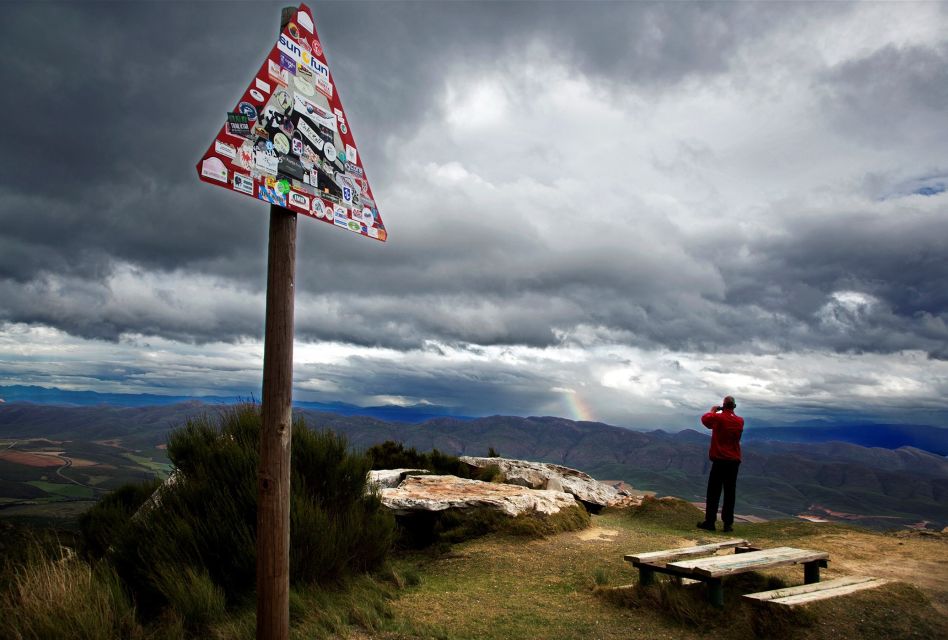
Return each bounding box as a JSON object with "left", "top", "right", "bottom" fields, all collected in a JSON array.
[
  {"left": 257, "top": 185, "right": 286, "bottom": 206},
  {"left": 279, "top": 52, "right": 297, "bottom": 75},
  {"left": 238, "top": 101, "right": 258, "bottom": 122}
]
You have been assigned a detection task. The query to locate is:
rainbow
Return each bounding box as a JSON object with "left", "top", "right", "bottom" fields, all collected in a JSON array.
[{"left": 562, "top": 390, "right": 595, "bottom": 422}]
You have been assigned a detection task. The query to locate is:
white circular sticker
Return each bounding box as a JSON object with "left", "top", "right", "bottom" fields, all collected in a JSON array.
[
  {"left": 249, "top": 89, "right": 265, "bottom": 102},
  {"left": 362, "top": 207, "right": 375, "bottom": 226},
  {"left": 323, "top": 141, "right": 336, "bottom": 161},
  {"left": 311, "top": 199, "right": 325, "bottom": 218},
  {"left": 275, "top": 89, "right": 292, "bottom": 111},
  {"left": 294, "top": 75, "right": 315, "bottom": 97},
  {"left": 273, "top": 133, "right": 290, "bottom": 155}
]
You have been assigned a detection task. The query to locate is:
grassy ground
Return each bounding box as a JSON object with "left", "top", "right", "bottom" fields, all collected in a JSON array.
[
  {"left": 2, "top": 498, "right": 946, "bottom": 639},
  {"left": 376, "top": 500, "right": 948, "bottom": 640}
]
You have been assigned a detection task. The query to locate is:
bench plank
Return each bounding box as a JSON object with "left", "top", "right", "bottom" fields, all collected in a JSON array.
[
  {"left": 668, "top": 547, "right": 829, "bottom": 578},
  {"left": 744, "top": 576, "right": 889, "bottom": 606},
  {"left": 624, "top": 539, "right": 749, "bottom": 565}
]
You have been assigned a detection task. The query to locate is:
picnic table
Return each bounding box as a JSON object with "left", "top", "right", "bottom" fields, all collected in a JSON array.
[{"left": 625, "top": 541, "right": 829, "bottom": 606}]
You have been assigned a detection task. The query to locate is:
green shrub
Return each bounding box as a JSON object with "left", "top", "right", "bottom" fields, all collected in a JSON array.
[
  {"left": 365, "top": 440, "right": 467, "bottom": 476},
  {"left": 366, "top": 440, "right": 429, "bottom": 470},
  {"left": 476, "top": 463, "right": 504, "bottom": 483},
  {"left": 79, "top": 479, "right": 162, "bottom": 560},
  {"left": 366, "top": 440, "right": 501, "bottom": 482},
  {"left": 92, "top": 405, "right": 394, "bottom": 615}
]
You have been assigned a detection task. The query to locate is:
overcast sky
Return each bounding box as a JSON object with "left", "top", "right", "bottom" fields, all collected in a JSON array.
[{"left": 1, "top": 1, "right": 946, "bottom": 428}]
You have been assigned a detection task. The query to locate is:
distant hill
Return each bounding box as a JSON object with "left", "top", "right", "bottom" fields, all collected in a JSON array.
[
  {"left": 746, "top": 424, "right": 948, "bottom": 456},
  {"left": 0, "top": 385, "right": 466, "bottom": 424},
  {"left": 1, "top": 402, "right": 945, "bottom": 529}
]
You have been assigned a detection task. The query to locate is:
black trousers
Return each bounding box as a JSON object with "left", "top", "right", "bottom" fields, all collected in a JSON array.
[{"left": 703, "top": 460, "right": 740, "bottom": 526}]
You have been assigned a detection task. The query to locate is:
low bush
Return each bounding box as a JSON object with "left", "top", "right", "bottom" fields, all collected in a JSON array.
[
  {"left": 81, "top": 404, "right": 394, "bottom": 617},
  {"left": 366, "top": 440, "right": 502, "bottom": 482}
]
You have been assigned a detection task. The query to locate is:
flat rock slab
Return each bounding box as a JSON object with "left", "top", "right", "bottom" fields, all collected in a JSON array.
[
  {"left": 460, "top": 456, "right": 625, "bottom": 507},
  {"left": 381, "top": 474, "right": 578, "bottom": 517},
  {"left": 368, "top": 468, "right": 429, "bottom": 489}
]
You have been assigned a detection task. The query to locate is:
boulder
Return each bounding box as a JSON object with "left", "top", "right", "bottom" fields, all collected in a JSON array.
[
  {"left": 460, "top": 456, "right": 625, "bottom": 510},
  {"left": 367, "top": 468, "right": 429, "bottom": 490},
  {"left": 380, "top": 474, "right": 577, "bottom": 517}
]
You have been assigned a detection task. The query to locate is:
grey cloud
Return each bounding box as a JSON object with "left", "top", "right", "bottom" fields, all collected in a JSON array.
[
  {"left": 4, "top": 188, "right": 947, "bottom": 359},
  {"left": 1, "top": 1, "right": 945, "bottom": 363},
  {"left": 0, "top": 0, "right": 814, "bottom": 280},
  {"left": 820, "top": 43, "right": 948, "bottom": 146},
  {"left": 722, "top": 208, "right": 948, "bottom": 357}
]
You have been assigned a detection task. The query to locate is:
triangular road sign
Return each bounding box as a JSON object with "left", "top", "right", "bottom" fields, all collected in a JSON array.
[{"left": 196, "top": 3, "right": 386, "bottom": 242}]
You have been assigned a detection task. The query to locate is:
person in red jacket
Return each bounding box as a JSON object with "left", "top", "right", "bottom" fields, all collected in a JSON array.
[{"left": 697, "top": 396, "right": 744, "bottom": 533}]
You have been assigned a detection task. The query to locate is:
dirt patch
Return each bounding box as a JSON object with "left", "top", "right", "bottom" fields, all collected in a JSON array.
[
  {"left": 68, "top": 457, "right": 100, "bottom": 468},
  {"left": 809, "top": 530, "right": 948, "bottom": 616},
  {"left": 0, "top": 450, "right": 64, "bottom": 467},
  {"left": 577, "top": 527, "right": 619, "bottom": 541}
]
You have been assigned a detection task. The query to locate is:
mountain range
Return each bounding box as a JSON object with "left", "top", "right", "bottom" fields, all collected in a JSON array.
[
  {"left": 2, "top": 385, "right": 946, "bottom": 453},
  {"left": 0, "top": 400, "right": 944, "bottom": 530},
  {"left": 0, "top": 385, "right": 464, "bottom": 424}
]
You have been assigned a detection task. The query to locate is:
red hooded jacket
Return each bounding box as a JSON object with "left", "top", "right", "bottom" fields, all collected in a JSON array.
[{"left": 701, "top": 409, "right": 744, "bottom": 461}]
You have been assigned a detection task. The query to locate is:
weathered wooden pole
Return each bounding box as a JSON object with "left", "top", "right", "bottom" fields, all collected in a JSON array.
[{"left": 257, "top": 8, "right": 297, "bottom": 640}]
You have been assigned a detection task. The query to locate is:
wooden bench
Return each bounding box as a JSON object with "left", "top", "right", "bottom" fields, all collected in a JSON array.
[
  {"left": 624, "top": 539, "right": 750, "bottom": 588},
  {"left": 666, "top": 546, "right": 830, "bottom": 606},
  {"left": 743, "top": 576, "right": 889, "bottom": 607}
]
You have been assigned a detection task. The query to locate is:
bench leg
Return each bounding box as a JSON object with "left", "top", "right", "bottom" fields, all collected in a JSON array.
[
  {"left": 804, "top": 561, "right": 821, "bottom": 584},
  {"left": 639, "top": 567, "right": 654, "bottom": 586},
  {"left": 707, "top": 579, "right": 723, "bottom": 607}
]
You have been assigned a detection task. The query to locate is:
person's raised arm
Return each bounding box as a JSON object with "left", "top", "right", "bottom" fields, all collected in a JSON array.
[{"left": 701, "top": 405, "right": 720, "bottom": 429}]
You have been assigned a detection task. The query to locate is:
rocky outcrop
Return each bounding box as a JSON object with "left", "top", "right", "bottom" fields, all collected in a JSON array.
[
  {"left": 460, "top": 456, "right": 629, "bottom": 510},
  {"left": 380, "top": 474, "right": 578, "bottom": 516},
  {"left": 367, "top": 468, "right": 428, "bottom": 489}
]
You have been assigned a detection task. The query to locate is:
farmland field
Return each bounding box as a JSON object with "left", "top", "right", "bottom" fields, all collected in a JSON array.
[{"left": 0, "top": 437, "right": 169, "bottom": 524}]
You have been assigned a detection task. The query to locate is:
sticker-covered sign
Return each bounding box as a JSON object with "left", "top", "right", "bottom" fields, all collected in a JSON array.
[{"left": 196, "top": 3, "right": 386, "bottom": 242}]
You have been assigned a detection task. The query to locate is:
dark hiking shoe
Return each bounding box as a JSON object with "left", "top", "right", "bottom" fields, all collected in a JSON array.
[
  {"left": 696, "top": 521, "right": 716, "bottom": 532},
  {"left": 722, "top": 525, "right": 734, "bottom": 533}
]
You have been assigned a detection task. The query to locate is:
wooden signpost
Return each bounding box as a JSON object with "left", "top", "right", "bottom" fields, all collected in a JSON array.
[
  {"left": 257, "top": 13, "right": 297, "bottom": 640},
  {"left": 196, "top": 4, "right": 386, "bottom": 638}
]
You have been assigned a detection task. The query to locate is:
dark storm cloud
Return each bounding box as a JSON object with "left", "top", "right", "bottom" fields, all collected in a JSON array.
[
  {"left": 721, "top": 206, "right": 948, "bottom": 358},
  {"left": 0, "top": 1, "right": 277, "bottom": 284},
  {"left": 1, "top": 0, "right": 945, "bottom": 365},
  {"left": 0, "top": 0, "right": 810, "bottom": 281}
]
